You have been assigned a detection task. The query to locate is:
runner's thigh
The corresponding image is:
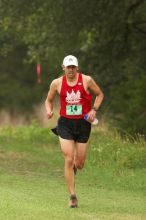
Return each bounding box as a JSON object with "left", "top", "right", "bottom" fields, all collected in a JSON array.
[
  {"left": 59, "top": 137, "right": 75, "bottom": 157},
  {"left": 75, "top": 142, "right": 89, "bottom": 161}
]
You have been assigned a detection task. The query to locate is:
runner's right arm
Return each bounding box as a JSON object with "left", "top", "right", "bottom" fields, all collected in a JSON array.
[{"left": 45, "top": 80, "right": 58, "bottom": 118}]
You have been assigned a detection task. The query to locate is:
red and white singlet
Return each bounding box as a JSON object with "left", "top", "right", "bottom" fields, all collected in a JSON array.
[{"left": 59, "top": 73, "right": 92, "bottom": 119}]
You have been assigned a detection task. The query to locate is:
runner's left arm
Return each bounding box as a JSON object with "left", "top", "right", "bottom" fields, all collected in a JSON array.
[
  {"left": 88, "top": 77, "right": 104, "bottom": 111},
  {"left": 86, "top": 77, "right": 104, "bottom": 121}
]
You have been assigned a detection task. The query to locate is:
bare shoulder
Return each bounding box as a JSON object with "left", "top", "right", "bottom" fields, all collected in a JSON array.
[
  {"left": 50, "top": 76, "right": 63, "bottom": 93},
  {"left": 51, "top": 76, "right": 62, "bottom": 86},
  {"left": 82, "top": 74, "right": 93, "bottom": 87},
  {"left": 82, "top": 74, "right": 91, "bottom": 81},
  {"left": 50, "top": 76, "right": 62, "bottom": 88},
  {"left": 82, "top": 73, "right": 102, "bottom": 95}
]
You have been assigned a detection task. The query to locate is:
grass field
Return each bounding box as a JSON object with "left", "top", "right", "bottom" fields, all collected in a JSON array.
[{"left": 0, "top": 123, "right": 146, "bottom": 220}]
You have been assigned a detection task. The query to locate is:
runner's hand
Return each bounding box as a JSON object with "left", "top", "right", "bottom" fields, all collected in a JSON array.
[
  {"left": 47, "top": 111, "right": 53, "bottom": 119},
  {"left": 86, "top": 109, "right": 96, "bottom": 122}
]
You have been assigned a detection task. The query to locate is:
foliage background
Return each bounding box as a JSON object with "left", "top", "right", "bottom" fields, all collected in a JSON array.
[{"left": 0, "top": 0, "right": 146, "bottom": 135}]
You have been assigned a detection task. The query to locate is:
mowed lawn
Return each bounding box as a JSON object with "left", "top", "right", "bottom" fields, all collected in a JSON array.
[{"left": 0, "top": 125, "right": 146, "bottom": 220}]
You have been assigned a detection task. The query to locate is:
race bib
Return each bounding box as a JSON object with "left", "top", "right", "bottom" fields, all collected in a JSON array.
[{"left": 66, "top": 105, "right": 82, "bottom": 115}]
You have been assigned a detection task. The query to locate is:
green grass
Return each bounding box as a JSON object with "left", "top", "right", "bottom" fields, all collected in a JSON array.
[{"left": 0, "top": 124, "right": 146, "bottom": 220}]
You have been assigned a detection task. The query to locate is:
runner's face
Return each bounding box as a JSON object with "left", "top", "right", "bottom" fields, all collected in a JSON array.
[{"left": 64, "top": 65, "right": 78, "bottom": 79}]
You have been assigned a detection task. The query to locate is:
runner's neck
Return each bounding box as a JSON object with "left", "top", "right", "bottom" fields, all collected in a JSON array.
[{"left": 66, "top": 73, "right": 79, "bottom": 86}]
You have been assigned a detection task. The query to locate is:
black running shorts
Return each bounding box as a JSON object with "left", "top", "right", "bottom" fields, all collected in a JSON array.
[{"left": 57, "top": 116, "right": 91, "bottom": 143}]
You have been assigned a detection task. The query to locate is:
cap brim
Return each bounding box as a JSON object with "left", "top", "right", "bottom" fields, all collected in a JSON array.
[{"left": 64, "top": 64, "right": 78, "bottom": 67}]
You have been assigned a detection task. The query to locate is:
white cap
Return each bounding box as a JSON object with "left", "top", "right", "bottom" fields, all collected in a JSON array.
[{"left": 63, "top": 55, "right": 78, "bottom": 67}]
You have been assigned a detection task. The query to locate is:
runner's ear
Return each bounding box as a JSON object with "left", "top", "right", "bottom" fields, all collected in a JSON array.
[{"left": 62, "top": 64, "right": 65, "bottom": 70}]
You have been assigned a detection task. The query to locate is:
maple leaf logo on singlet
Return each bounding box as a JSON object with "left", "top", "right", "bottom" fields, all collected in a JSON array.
[{"left": 66, "top": 90, "right": 81, "bottom": 104}]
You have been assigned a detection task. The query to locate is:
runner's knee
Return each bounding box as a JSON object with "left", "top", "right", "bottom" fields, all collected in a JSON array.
[
  {"left": 65, "top": 156, "right": 74, "bottom": 167},
  {"left": 76, "top": 161, "right": 84, "bottom": 169}
]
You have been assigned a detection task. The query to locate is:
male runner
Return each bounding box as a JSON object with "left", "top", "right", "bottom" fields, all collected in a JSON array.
[{"left": 45, "top": 55, "right": 104, "bottom": 208}]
